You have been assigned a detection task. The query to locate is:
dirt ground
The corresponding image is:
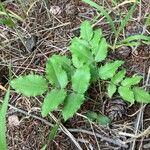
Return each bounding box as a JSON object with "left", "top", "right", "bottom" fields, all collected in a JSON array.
[{"left": 0, "top": 0, "right": 150, "bottom": 150}]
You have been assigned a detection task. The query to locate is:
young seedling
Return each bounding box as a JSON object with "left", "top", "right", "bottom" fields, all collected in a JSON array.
[{"left": 11, "top": 21, "right": 150, "bottom": 122}]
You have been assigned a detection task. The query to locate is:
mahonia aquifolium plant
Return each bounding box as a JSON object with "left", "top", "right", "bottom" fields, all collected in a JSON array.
[{"left": 11, "top": 21, "right": 150, "bottom": 121}]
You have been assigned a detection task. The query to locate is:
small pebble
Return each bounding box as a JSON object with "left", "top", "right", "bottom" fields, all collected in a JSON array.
[
  {"left": 24, "top": 35, "right": 38, "bottom": 52},
  {"left": 8, "top": 115, "right": 20, "bottom": 127},
  {"left": 50, "top": 6, "right": 61, "bottom": 15}
]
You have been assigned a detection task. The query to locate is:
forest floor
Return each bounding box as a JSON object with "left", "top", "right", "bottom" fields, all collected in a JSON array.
[{"left": 0, "top": 0, "right": 150, "bottom": 149}]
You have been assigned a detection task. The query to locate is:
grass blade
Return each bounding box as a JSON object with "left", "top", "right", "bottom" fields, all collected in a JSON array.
[
  {"left": 115, "top": 41, "right": 141, "bottom": 48},
  {"left": 145, "top": 14, "right": 150, "bottom": 27},
  {"left": 48, "top": 122, "right": 59, "bottom": 142},
  {"left": 0, "top": 87, "right": 10, "bottom": 150},
  {"left": 119, "top": 34, "right": 150, "bottom": 44},
  {"left": 40, "top": 145, "right": 47, "bottom": 150},
  {"left": 82, "top": 0, "right": 116, "bottom": 35},
  {"left": 116, "top": 1, "right": 137, "bottom": 38}
]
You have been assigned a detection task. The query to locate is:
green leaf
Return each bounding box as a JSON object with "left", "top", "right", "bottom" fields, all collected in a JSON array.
[
  {"left": 145, "top": 14, "right": 150, "bottom": 27},
  {"left": 90, "top": 29, "right": 102, "bottom": 54},
  {"left": 107, "top": 83, "right": 117, "bottom": 98},
  {"left": 94, "top": 38, "right": 108, "bottom": 62},
  {"left": 11, "top": 75, "right": 48, "bottom": 96},
  {"left": 0, "top": 88, "right": 10, "bottom": 150},
  {"left": 74, "top": 37, "right": 90, "bottom": 47},
  {"left": 63, "top": 93, "right": 84, "bottom": 121},
  {"left": 50, "top": 55, "right": 74, "bottom": 79},
  {"left": 90, "top": 64, "right": 99, "bottom": 82},
  {"left": 133, "top": 87, "right": 150, "bottom": 103},
  {"left": 46, "top": 57, "right": 68, "bottom": 88},
  {"left": 42, "top": 89, "right": 66, "bottom": 117},
  {"left": 118, "top": 86, "right": 134, "bottom": 103},
  {"left": 82, "top": 0, "right": 116, "bottom": 35},
  {"left": 96, "top": 114, "right": 111, "bottom": 126},
  {"left": 85, "top": 111, "right": 98, "bottom": 121},
  {"left": 111, "top": 70, "right": 126, "bottom": 84},
  {"left": 0, "top": 18, "right": 14, "bottom": 27},
  {"left": 121, "top": 75, "right": 142, "bottom": 87},
  {"left": 70, "top": 37, "right": 92, "bottom": 64},
  {"left": 72, "top": 65, "right": 91, "bottom": 93},
  {"left": 99, "top": 60, "right": 124, "bottom": 80},
  {"left": 80, "top": 20, "right": 93, "bottom": 41},
  {"left": 72, "top": 55, "right": 84, "bottom": 68}
]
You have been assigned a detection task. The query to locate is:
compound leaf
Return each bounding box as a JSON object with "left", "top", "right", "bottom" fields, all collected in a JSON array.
[
  {"left": 121, "top": 75, "right": 142, "bottom": 87},
  {"left": 72, "top": 65, "right": 91, "bottom": 93},
  {"left": 118, "top": 86, "right": 134, "bottom": 104},
  {"left": 133, "top": 87, "right": 150, "bottom": 103},
  {"left": 107, "top": 83, "right": 116, "bottom": 98},
  {"left": 111, "top": 70, "right": 126, "bottom": 84},
  {"left": 80, "top": 20, "right": 93, "bottom": 41},
  {"left": 42, "top": 89, "right": 67, "bottom": 117},
  {"left": 0, "top": 88, "right": 10, "bottom": 150},
  {"left": 11, "top": 75, "right": 48, "bottom": 96},
  {"left": 63, "top": 93, "right": 84, "bottom": 121},
  {"left": 99, "top": 60, "right": 124, "bottom": 80},
  {"left": 46, "top": 57, "right": 68, "bottom": 88}
]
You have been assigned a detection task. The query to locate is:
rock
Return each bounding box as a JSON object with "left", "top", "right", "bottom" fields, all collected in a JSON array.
[
  {"left": 8, "top": 115, "right": 20, "bottom": 127},
  {"left": 24, "top": 35, "right": 38, "bottom": 52},
  {"left": 50, "top": 6, "right": 61, "bottom": 15}
]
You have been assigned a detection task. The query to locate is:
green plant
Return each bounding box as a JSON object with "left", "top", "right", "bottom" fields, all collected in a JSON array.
[
  {"left": 11, "top": 21, "right": 150, "bottom": 121},
  {"left": 85, "top": 111, "right": 111, "bottom": 126},
  {"left": 0, "top": 1, "right": 23, "bottom": 27},
  {"left": 0, "top": 87, "right": 10, "bottom": 150},
  {"left": 82, "top": 0, "right": 150, "bottom": 49}
]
